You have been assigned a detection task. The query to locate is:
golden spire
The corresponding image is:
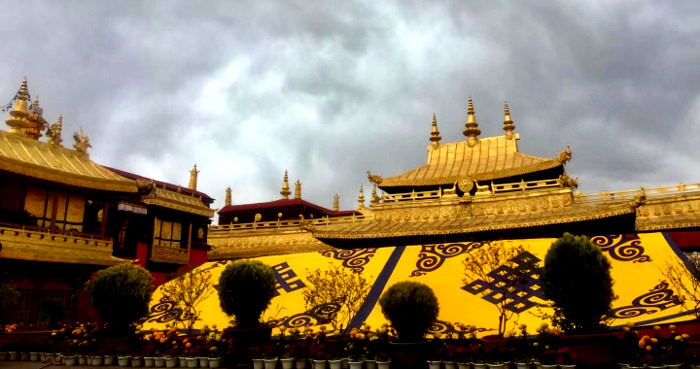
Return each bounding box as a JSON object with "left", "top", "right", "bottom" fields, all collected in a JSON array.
[
  {"left": 294, "top": 180, "right": 302, "bottom": 199},
  {"left": 463, "top": 97, "right": 481, "bottom": 147},
  {"left": 370, "top": 184, "right": 380, "bottom": 204},
  {"left": 280, "top": 170, "right": 291, "bottom": 199},
  {"left": 429, "top": 113, "right": 441, "bottom": 148},
  {"left": 357, "top": 184, "right": 365, "bottom": 209},
  {"left": 23, "top": 96, "right": 46, "bottom": 140},
  {"left": 47, "top": 114, "right": 63, "bottom": 146},
  {"left": 503, "top": 102, "right": 516, "bottom": 139},
  {"left": 5, "top": 78, "right": 32, "bottom": 135},
  {"left": 188, "top": 164, "right": 199, "bottom": 191},
  {"left": 225, "top": 187, "right": 232, "bottom": 206},
  {"left": 333, "top": 194, "right": 339, "bottom": 211}
]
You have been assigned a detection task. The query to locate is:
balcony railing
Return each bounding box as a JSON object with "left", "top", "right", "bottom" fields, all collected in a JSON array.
[
  {"left": 210, "top": 213, "right": 370, "bottom": 233},
  {"left": 574, "top": 182, "right": 700, "bottom": 203},
  {"left": 0, "top": 224, "right": 113, "bottom": 250}
]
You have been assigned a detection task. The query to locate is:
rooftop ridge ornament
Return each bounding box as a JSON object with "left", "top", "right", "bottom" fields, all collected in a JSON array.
[
  {"left": 463, "top": 97, "right": 481, "bottom": 147},
  {"left": 72, "top": 127, "right": 92, "bottom": 154},
  {"left": 429, "top": 113, "right": 441, "bottom": 148},
  {"left": 5, "top": 78, "right": 32, "bottom": 135},
  {"left": 225, "top": 187, "right": 232, "bottom": 206},
  {"left": 333, "top": 194, "right": 339, "bottom": 211},
  {"left": 23, "top": 96, "right": 47, "bottom": 140},
  {"left": 503, "top": 102, "right": 516, "bottom": 139},
  {"left": 357, "top": 184, "right": 365, "bottom": 209},
  {"left": 294, "top": 179, "right": 302, "bottom": 199},
  {"left": 280, "top": 170, "right": 291, "bottom": 199},
  {"left": 188, "top": 164, "right": 199, "bottom": 191},
  {"left": 46, "top": 114, "right": 63, "bottom": 146}
]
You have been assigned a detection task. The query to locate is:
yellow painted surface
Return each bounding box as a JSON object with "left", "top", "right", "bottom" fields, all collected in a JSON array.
[{"left": 144, "top": 233, "right": 694, "bottom": 334}]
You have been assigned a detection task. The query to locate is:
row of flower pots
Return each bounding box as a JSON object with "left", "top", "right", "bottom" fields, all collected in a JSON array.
[
  {"left": 0, "top": 351, "right": 222, "bottom": 368},
  {"left": 425, "top": 362, "right": 576, "bottom": 369},
  {"left": 251, "top": 357, "right": 392, "bottom": 369}
]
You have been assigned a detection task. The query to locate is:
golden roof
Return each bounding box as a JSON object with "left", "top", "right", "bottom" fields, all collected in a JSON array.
[
  {"left": 208, "top": 230, "right": 332, "bottom": 260},
  {"left": 0, "top": 130, "right": 137, "bottom": 192},
  {"left": 142, "top": 186, "right": 215, "bottom": 217},
  {"left": 378, "top": 134, "right": 562, "bottom": 188},
  {"left": 312, "top": 202, "right": 634, "bottom": 240}
]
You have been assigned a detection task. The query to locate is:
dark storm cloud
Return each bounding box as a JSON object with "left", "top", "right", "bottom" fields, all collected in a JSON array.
[{"left": 0, "top": 1, "right": 698, "bottom": 213}]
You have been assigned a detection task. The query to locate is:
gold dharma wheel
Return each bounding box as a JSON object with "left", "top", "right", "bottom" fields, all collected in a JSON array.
[{"left": 457, "top": 177, "right": 474, "bottom": 193}]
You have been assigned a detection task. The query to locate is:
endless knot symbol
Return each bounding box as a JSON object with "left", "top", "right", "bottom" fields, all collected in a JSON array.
[
  {"left": 272, "top": 262, "right": 306, "bottom": 296},
  {"left": 461, "top": 251, "right": 543, "bottom": 313}
]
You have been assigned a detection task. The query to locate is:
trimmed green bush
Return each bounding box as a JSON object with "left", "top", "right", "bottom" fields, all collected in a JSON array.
[
  {"left": 87, "top": 263, "right": 154, "bottom": 328},
  {"left": 0, "top": 282, "right": 20, "bottom": 325},
  {"left": 378, "top": 281, "right": 439, "bottom": 341},
  {"left": 540, "top": 232, "right": 616, "bottom": 333},
  {"left": 217, "top": 260, "right": 276, "bottom": 328}
]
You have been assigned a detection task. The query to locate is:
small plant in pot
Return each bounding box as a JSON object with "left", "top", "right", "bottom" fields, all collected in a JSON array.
[{"left": 379, "top": 281, "right": 439, "bottom": 342}]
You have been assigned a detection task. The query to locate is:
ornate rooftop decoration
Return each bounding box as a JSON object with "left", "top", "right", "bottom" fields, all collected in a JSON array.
[
  {"left": 189, "top": 164, "right": 199, "bottom": 190},
  {"left": 72, "top": 127, "right": 92, "bottom": 154},
  {"left": 429, "top": 113, "right": 441, "bottom": 148},
  {"left": 503, "top": 102, "right": 516, "bottom": 139},
  {"left": 46, "top": 114, "right": 63, "bottom": 146},
  {"left": 463, "top": 97, "right": 481, "bottom": 147},
  {"left": 281, "top": 170, "right": 292, "bottom": 199}
]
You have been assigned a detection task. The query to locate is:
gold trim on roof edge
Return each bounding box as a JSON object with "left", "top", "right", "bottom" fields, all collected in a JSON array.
[{"left": 312, "top": 204, "right": 634, "bottom": 239}]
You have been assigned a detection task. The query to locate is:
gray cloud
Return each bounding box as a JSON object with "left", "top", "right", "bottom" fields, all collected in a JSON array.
[{"left": 1, "top": 0, "right": 698, "bottom": 214}]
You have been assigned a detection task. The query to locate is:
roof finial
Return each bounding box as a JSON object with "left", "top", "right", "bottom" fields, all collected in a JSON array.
[
  {"left": 280, "top": 170, "right": 291, "bottom": 199},
  {"left": 188, "top": 164, "right": 199, "bottom": 190},
  {"left": 370, "top": 184, "right": 381, "bottom": 204},
  {"left": 429, "top": 113, "right": 441, "bottom": 148},
  {"left": 6, "top": 78, "right": 32, "bottom": 135},
  {"left": 225, "top": 187, "right": 232, "bottom": 206},
  {"left": 333, "top": 194, "right": 339, "bottom": 211},
  {"left": 294, "top": 180, "right": 302, "bottom": 199},
  {"left": 357, "top": 184, "right": 365, "bottom": 209},
  {"left": 47, "top": 114, "right": 63, "bottom": 146},
  {"left": 463, "top": 97, "right": 481, "bottom": 147},
  {"left": 23, "top": 96, "right": 46, "bottom": 140},
  {"left": 503, "top": 102, "right": 516, "bottom": 139},
  {"left": 72, "top": 127, "right": 92, "bottom": 154}
]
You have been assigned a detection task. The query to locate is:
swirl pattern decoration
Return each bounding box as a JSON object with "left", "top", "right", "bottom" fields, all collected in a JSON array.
[
  {"left": 589, "top": 234, "right": 652, "bottom": 263},
  {"left": 270, "top": 298, "right": 344, "bottom": 328},
  {"left": 145, "top": 296, "right": 195, "bottom": 323},
  {"left": 607, "top": 281, "right": 681, "bottom": 319},
  {"left": 411, "top": 242, "right": 487, "bottom": 277},
  {"left": 320, "top": 248, "right": 377, "bottom": 272}
]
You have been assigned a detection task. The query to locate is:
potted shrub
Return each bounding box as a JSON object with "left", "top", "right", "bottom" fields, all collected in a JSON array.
[
  {"left": 86, "top": 263, "right": 155, "bottom": 331},
  {"left": 217, "top": 260, "right": 276, "bottom": 364},
  {"left": 540, "top": 233, "right": 615, "bottom": 333},
  {"left": 378, "top": 281, "right": 439, "bottom": 367}
]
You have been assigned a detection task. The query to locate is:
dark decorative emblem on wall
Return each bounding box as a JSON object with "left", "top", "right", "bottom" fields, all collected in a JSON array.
[
  {"left": 411, "top": 242, "right": 487, "bottom": 277},
  {"left": 272, "top": 262, "right": 306, "bottom": 296},
  {"left": 320, "top": 248, "right": 377, "bottom": 272},
  {"left": 461, "top": 251, "right": 544, "bottom": 313},
  {"left": 145, "top": 296, "right": 194, "bottom": 323},
  {"left": 427, "top": 320, "right": 493, "bottom": 336},
  {"left": 607, "top": 281, "right": 681, "bottom": 319},
  {"left": 589, "top": 234, "right": 651, "bottom": 263},
  {"left": 269, "top": 297, "right": 344, "bottom": 328}
]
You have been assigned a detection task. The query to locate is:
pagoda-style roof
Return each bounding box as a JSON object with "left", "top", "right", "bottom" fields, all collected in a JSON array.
[
  {"left": 377, "top": 135, "right": 564, "bottom": 188},
  {"left": 0, "top": 130, "right": 137, "bottom": 193},
  {"left": 311, "top": 201, "right": 634, "bottom": 244},
  {"left": 371, "top": 100, "right": 570, "bottom": 190}
]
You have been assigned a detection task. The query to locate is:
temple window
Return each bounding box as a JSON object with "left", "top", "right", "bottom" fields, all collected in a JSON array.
[
  {"left": 23, "top": 187, "right": 85, "bottom": 232},
  {"left": 153, "top": 217, "right": 188, "bottom": 249}
]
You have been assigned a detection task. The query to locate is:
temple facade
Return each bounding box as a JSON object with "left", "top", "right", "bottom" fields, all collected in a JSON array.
[
  {"left": 208, "top": 98, "right": 700, "bottom": 258},
  {"left": 0, "top": 79, "right": 215, "bottom": 326}
]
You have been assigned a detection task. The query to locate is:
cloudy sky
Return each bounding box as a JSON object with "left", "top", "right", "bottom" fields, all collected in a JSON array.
[{"left": 1, "top": 1, "right": 698, "bottom": 215}]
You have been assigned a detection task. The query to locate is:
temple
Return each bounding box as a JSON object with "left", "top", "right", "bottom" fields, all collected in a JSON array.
[
  {"left": 0, "top": 79, "right": 214, "bottom": 326},
  {"left": 209, "top": 98, "right": 700, "bottom": 252}
]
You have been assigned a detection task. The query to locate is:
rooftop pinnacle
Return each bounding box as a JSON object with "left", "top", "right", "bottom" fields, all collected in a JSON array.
[
  {"left": 188, "top": 164, "right": 199, "bottom": 191},
  {"left": 280, "top": 170, "right": 291, "bottom": 199},
  {"left": 429, "top": 113, "right": 441, "bottom": 148},
  {"left": 503, "top": 102, "right": 516, "bottom": 139},
  {"left": 463, "top": 97, "right": 481, "bottom": 147}
]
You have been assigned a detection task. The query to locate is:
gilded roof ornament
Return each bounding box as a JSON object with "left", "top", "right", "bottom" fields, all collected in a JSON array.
[
  {"left": 357, "top": 184, "right": 365, "bottom": 209},
  {"left": 280, "top": 170, "right": 291, "bottom": 199},
  {"left": 503, "top": 102, "right": 516, "bottom": 139},
  {"left": 557, "top": 145, "right": 572, "bottom": 164},
  {"left": 429, "top": 113, "right": 441, "bottom": 148},
  {"left": 333, "top": 194, "right": 339, "bottom": 211},
  {"left": 370, "top": 184, "right": 381, "bottom": 204},
  {"left": 294, "top": 180, "right": 302, "bottom": 199},
  {"left": 188, "top": 164, "right": 199, "bottom": 191},
  {"left": 225, "top": 187, "right": 232, "bottom": 206},
  {"left": 46, "top": 114, "right": 63, "bottom": 146},
  {"left": 23, "top": 96, "right": 47, "bottom": 139},
  {"left": 367, "top": 171, "right": 383, "bottom": 185},
  {"left": 558, "top": 173, "right": 578, "bottom": 188},
  {"left": 5, "top": 78, "right": 32, "bottom": 135},
  {"left": 72, "top": 127, "right": 92, "bottom": 154},
  {"left": 463, "top": 97, "right": 481, "bottom": 147}
]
